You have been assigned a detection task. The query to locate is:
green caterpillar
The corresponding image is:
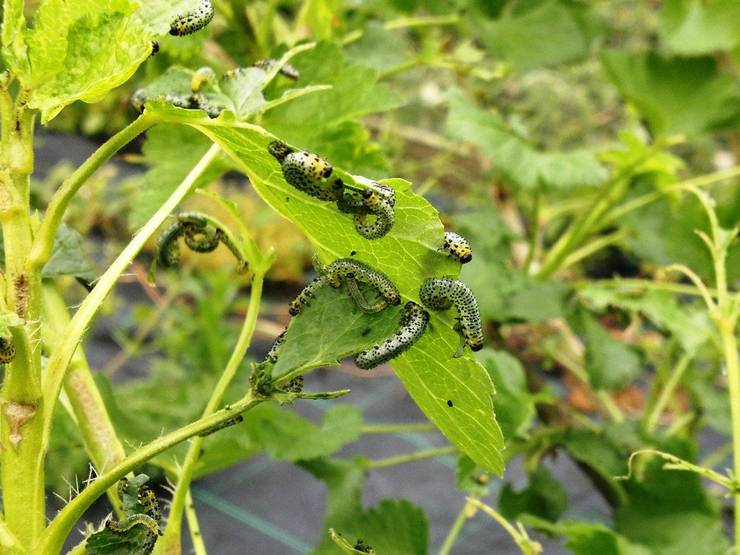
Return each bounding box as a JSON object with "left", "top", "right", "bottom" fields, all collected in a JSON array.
[
  {"left": 0, "top": 337, "right": 15, "bottom": 364},
  {"left": 197, "top": 415, "right": 244, "bottom": 437},
  {"left": 419, "top": 277, "right": 483, "bottom": 356},
  {"left": 154, "top": 212, "right": 248, "bottom": 272},
  {"left": 442, "top": 231, "right": 472, "bottom": 264},
  {"left": 268, "top": 141, "right": 344, "bottom": 201},
  {"left": 337, "top": 181, "right": 396, "bottom": 240},
  {"left": 191, "top": 67, "right": 217, "bottom": 93},
  {"left": 170, "top": 0, "right": 214, "bottom": 36},
  {"left": 354, "top": 302, "right": 429, "bottom": 369}
]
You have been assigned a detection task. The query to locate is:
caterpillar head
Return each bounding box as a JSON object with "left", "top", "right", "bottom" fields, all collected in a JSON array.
[{"left": 267, "top": 141, "right": 294, "bottom": 163}]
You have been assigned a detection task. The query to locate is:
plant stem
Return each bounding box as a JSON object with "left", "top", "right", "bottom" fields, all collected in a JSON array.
[
  {"left": 644, "top": 353, "right": 691, "bottom": 434},
  {"left": 720, "top": 319, "right": 740, "bottom": 548},
  {"left": 185, "top": 489, "right": 208, "bottom": 555},
  {"left": 438, "top": 498, "right": 475, "bottom": 555},
  {"left": 0, "top": 95, "right": 45, "bottom": 548},
  {"left": 574, "top": 278, "right": 727, "bottom": 299},
  {"left": 361, "top": 423, "right": 437, "bottom": 434},
  {"left": 28, "top": 112, "right": 157, "bottom": 270},
  {"left": 40, "top": 145, "right": 220, "bottom": 458},
  {"left": 466, "top": 498, "right": 542, "bottom": 555},
  {"left": 365, "top": 446, "right": 456, "bottom": 469},
  {"left": 523, "top": 190, "right": 541, "bottom": 274},
  {"left": 159, "top": 263, "right": 270, "bottom": 553},
  {"left": 559, "top": 229, "right": 626, "bottom": 273},
  {"left": 41, "top": 283, "right": 127, "bottom": 515},
  {"left": 38, "top": 391, "right": 263, "bottom": 554}
]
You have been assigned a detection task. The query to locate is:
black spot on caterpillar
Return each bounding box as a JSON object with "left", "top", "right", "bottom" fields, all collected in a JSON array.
[
  {"left": 419, "top": 277, "right": 484, "bottom": 356},
  {"left": 442, "top": 231, "right": 472, "bottom": 264},
  {"left": 337, "top": 181, "right": 396, "bottom": 239},
  {"left": 253, "top": 59, "right": 300, "bottom": 80},
  {"left": 191, "top": 67, "right": 217, "bottom": 93},
  {"left": 284, "top": 375, "right": 304, "bottom": 393},
  {"left": 264, "top": 328, "right": 288, "bottom": 364},
  {"left": 268, "top": 141, "right": 343, "bottom": 201},
  {"left": 354, "top": 302, "right": 429, "bottom": 370},
  {"left": 289, "top": 275, "right": 326, "bottom": 316},
  {"left": 0, "top": 337, "right": 15, "bottom": 364},
  {"left": 170, "top": 0, "right": 214, "bottom": 36},
  {"left": 322, "top": 258, "right": 401, "bottom": 312},
  {"left": 447, "top": 399, "right": 453, "bottom": 407},
  {"left": 150, "top": 41, "right": 160, "bottom": 57},
  {"left": 138, "top": 488, "right": 161, "bottom": 523},
  {"left": 197, "top": 414, "right": 244, "bottom": 437},
  {"left": 155, "top": 221, "right": 185, "bottom": 268}
]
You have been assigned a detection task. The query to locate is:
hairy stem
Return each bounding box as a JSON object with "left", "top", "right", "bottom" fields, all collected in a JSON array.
[
  {"left": 185, "top": 489, "right": 208, "bottom": 555},
  {"left": 644, "top": 353, "right": 691, "bottom": 434},
  {"left": 28, "top": 112, "right": 157, "bottom": 270},
  {"left": 40, "top": 145, "right": 221, "bottom": 458},
  {"left": 38, "top": 392, "right": 262, "bottom": 554},
  {"left": 41, "top": 284, "right": 127, "bottom": 515},
  {"left": 160, "top": 263, "right": 270, "bottom": 553}
]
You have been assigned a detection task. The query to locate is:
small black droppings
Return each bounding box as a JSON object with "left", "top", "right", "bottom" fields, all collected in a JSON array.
[
  {"left": 285, "top": 196, "right": 290, "bottom": 201},
  {"left": 447, "top": 400, "right": 454, "bottom": 407},
  {"left": 350, "top": 250, "right": 357, "bottom": 256},
  {"left": 361, "top": 327, "right": 371, "bottom": 336}
]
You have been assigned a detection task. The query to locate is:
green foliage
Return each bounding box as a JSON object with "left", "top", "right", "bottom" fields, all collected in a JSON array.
[
  {"left": 446, "top": 89, "right": 606, "bottom": 191},
  {"left": 245, "top": 404, "right": 363, "bottom": 462},
  {"left": 659, "top": 0, "right": 740, "bottom": 55},
  {"left": 499, "top": 465, "right": 567, "bottom": 523},
  {"left": 601, "top": 51, "right": 740, "bottom": 136}
]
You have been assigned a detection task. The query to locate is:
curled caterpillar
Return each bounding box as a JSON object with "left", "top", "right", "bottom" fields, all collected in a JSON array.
[
  {"left": 337, "top": 181, "right": 396, "bottom": 240},
  {"left": 419, "top": 277, "right": 483, "bottom": 356},
  {"left": 154, "top": 213, "right": 248, "bottom": 272},
  {"left": 191, "top": 67, "right": 217, "bottom": 93},
  {"left": 442, "top": 231, "right": 472, "bottom": 264},
  {"left": 170, "top": 0, "right": 214, "bottom": 36},
  {"left": 267, "top": 141, "right": 344, "bottom": 201},
  {"left": 354, "top": 302, "right": 429, "bottom": 369},
  {"left": 253, "top": 59, "right": 300, "bottom": 80},
  {"left": 0, "top": 337, "right": 15, "bottom": 364},
  {"left": 288, "top": 275, "right": 326, "bottom": 316},
  {"left": 106, "top": 513, "right": 161, "bottom": 536},
  {"left": 197, "top": 415, "right": 244, "bottom": 437},
  {"left": 322, "top": 258, "right": 401, "bottom": 310}
]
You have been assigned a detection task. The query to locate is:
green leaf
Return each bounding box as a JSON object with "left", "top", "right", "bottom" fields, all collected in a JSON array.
[
  {"left": 525, "top": 517, "right": 651, "bottom": 555},
  {"left": 660, "top": 0, "right": 740, "bottom": 55},
  {"left": 154, "top": 111, "right": 504, "bottom": 474},
  {"left": 470, "top": 0, "right": 594, "bottom": 69},
  {"left": 261, "top": 42, "right": 403, "bottom": 170},
  {"left": 333, "top": 499, "right": 429, "bottom": 555},
  {"left": 2, "top": 0, "right": 29, "bottom": 78},
  {"left": 42, "top": 224, "right": 96, "bottom": 282},
  {"left": 26, "top": 0, "right": 153, "bottom": 123},
  {"left": 478, "top": 350, "right": 537, "bottom": 439},
  {"left": 345, "top": 22, "right": 411, "bottom": 73},
  {"left": 571, "top": 310, "right": 641, "bottom": 391},
  {"left": 499, "top": 466, "right": 567, "bottom": 523},
  {"left": 455, "top": 454, "right": 490, "bottom": 496},
  {"left": 577, "top": 285, "right": 713, "bottom": 355},
  {"left": 270, "top": 286, "right": 403, "bottom": 379},
  {"left": 601, "top": 50, "right": 740, "bottom": 136},
  {"left": 300, "top": 458, "right": 367, "bottom": 554},
  {"left": 446, "top": 89, "right": 606, "bottom": 190},
  {"left": 245, "top": 403, "right": 363, "bottom": 462}
]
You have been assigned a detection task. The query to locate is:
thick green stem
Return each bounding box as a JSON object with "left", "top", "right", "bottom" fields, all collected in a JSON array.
[
  {"left": 184, "top": 489, "right": 208, "bottom": 555},
  {"left": 159, "top": 265, "right": 269, "bottom": 553},
  {"left": 40, "top": 144, "right": 221, "bottom": 458},
  {"left": 41, "top": 283, "right": 127, "bottom": 515},
  {"left": 0, "top": 96, "right": 45, "bottom": 548},
  {"left": 720, "top": 320, "right": 740, "bottom": 549},
  {"left": 361, "top": 423, "right": 436, "bottom": 434},
  {"left": 37, "top": 391, "right": 263, "bottom": 554},
  {"left": 28, "top": 112, "right": 157, "bottom": 271}
]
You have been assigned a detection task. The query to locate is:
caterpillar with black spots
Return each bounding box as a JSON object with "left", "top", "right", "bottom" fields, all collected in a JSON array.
[
  {"left": 0, "top": 337, "right": 15, "bottom": 364},
  {"left": 442, "top": 231, "right": 472, "bottom": 264},
  {"left": 154, "top": 212, "right": 248, "bottom": 273},
  {"left": 197, "top": 415, "right": 244, "bottom": 437},
  {"left": 268, "top": 141, "right": 344, "bottom": 201},
  {"left": 289, "top": 258, "right": 400, "bottom": 316},
  {"left": 170, "top": 0, "right": 214, "bottom": 36},
  {"left": 354, "top": 302, "right": 429, "bottom": 369},
  {"left": 337, "top": 181, "right": 395, "bottom": 240},
  {"left": 419, "top": 277, "right": 483, "bottom": 356}
]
